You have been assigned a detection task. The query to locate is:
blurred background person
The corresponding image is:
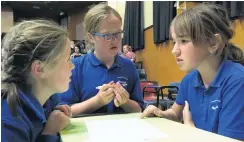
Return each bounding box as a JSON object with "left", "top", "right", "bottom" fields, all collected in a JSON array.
[
  {"left": 71, "top": 46, "right": 82, "bottom": 58},
  {"left": 122, "top": 44, "right": 136, "bottom": 62}
]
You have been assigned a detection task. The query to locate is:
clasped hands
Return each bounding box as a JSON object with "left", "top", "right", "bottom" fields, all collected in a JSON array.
[{"left": 97, "top": 81, "right": 129, "bottom": 107}]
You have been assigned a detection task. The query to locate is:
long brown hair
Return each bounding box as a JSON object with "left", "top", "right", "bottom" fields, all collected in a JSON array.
[{"left": 171, "top": 4, "right": 244, "bottom": 65}]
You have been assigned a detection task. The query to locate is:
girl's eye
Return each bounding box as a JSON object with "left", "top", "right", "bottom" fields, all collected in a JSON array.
[{"left": 181, "top": 39, "right": 188, "bottom": 44}]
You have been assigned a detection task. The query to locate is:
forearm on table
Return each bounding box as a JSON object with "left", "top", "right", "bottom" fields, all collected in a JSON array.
[
  {"left": 162, "top": 108, "right": 182, "bottom": 122},
  {"left": 71, "top": 96, "right": 103, "bottom": 115},
  {"left": 120, "top": 99, "right": 142, "bottom": 113}
]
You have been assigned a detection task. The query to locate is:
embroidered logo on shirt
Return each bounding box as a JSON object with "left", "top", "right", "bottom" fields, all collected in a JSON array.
[
  {"left": 117, "top": 76, "right": 128, "bottom": 88},
  {"left": 210, "top": 100, "right": 221, "bottom": 110}
]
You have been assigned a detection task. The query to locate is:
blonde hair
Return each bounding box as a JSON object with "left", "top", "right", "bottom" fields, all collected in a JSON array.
[
  {"left": 171, "top": 4, "right": 244, "bottom": 65},
  {"left": 83, "top": 2, "right": 122, "bottom": 49},
  {"left": 1, "top": 19, "right": 68, "bottom": 115}
]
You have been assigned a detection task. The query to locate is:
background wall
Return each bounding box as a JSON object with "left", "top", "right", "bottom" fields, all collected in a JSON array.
[
  {"left": 67, "top": 8, "right": 88, "bottom": 41},
  {"left": 109, "top": 1, "right": 153, "bottom": 29},
  {"left": 230, "top": 19, "right": 244, "bottom": 48},
  {"left": 1, "top": 7, "right": 14, "bottom": 33},
  {"left": 144, "top": 1, "right": 153, "bottom": 29},
  {"left": 108, "top": 1, "right": 126, "bottom": 28},
  {"left": 109, "top": 1, "right": 244, "bottom": 86}
]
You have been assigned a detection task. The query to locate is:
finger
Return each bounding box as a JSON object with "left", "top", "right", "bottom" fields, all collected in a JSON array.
[
  {"left": 141, "top": 110, "right": 150, "bottom": 119},
  {"left": 56, "top": 105, "right": 69, "bottom": 116},
  {"left": 116, "top": 81, "right": 122, "bottom": 87},
  {"left": 114, "top": 89, "right": 123, "bottom": 103},
  {"left": 116, "top": 82, "right": 125, "bottom": 91},
  {"left": 114, "top": 98, "right": 120, "bottom": 107},
  {"left": 153, "top": 109, "right": 164, "bottom": 118},
  {"left": 105, "top": 88, "right": 115, "bottom": 95},
  {"left": 57, "top": 110, "right": 70, "bottom": 118},
  {"left": 185, "top": 101, "right": 189, "bottom": 110},
  {"left": 114, "top": 90, "right": 123, "bottom": 104},
  {"left": 108, "top": 81, "right": 115, "bottom": 85},
  {"left": 183, "top": 101, "right": 190, "bottom": 116},
  {"left": 114, "top": 85, "right": 124, "bottom": 98},
  {"left": 113, "top": 87, "right": 120, "bottom": 96},
  {"left": 141, "top": 105, "right": 155, "bottom": 118},
  {"left": 99, "top": 88, "right": 113, "bottom": 100},
  {"left": 52, "top": 109, "right": 61, "bottom": 114},
  {"left": 115, "top": 83, "right": 129, "bottom": 99},
  {"left": 114, "top": 83, "right": 122, "bottom": 91},
  {"left": 100, "top": 84, "right": 114, "bottom": 91},
  {"left": 64, "top": 105, "right": 72, "bottom": 117},
  {"left": 117, "top": 82, "right": 127, "bottom": 92},
  {"left": 107, "top": 92, "right": 115, "bottom": 101},
  {"left": 62, "top": 105, "right": 71, "bottom": 117},
  {"left": 108, "top": 91, "right": 115, "bottom": 97}
]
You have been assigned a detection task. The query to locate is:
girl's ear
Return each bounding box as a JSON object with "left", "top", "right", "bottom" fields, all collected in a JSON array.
[
  {"left": 30, "top": 60, "right": 45, "bottom": 79},
  {"left": 87, "top": 33, "right": 95, "bottom": 43},
  {"left": 208, "top": 34, "right": 224, "bottom": 56}
]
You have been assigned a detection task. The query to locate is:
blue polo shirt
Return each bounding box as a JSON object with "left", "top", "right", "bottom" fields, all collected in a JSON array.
[
  {"left": 43, "top": 95, "right": 60, "bottom": 118},
  {"left": 58, "top": 52, "right": 144, "bottom": 113},
  {"left": 1, "top": 90, "right": 59, "bottom": 142},
  {"left": 176, "top": 57, "right": 244, "bottom": 140}
]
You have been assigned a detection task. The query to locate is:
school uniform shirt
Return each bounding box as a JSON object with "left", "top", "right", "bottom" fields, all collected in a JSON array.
[
  {"left": 43, "top": 94, "right": 60, "bottom": 118},
  {"left": 1, "top": 90, "right": 59, "bottom": 142},
  {"left": 176, "top": 57, "right": 244, "bottom": 140},
  {"left": 58, "top": 51, "right": 144, "bottom": 113}
]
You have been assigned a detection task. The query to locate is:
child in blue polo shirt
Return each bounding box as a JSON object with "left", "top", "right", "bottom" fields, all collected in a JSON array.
[
  {"left": 1, "top": 20, "right": 74, "bottom": 142},
  {"left": 57, "top": 3, "right": 144, "bottom": 115},
  {"left": 141, "top": 4, "right": 244, "bottom": 140}
]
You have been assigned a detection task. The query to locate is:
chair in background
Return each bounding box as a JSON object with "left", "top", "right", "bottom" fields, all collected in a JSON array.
[
  {"left": 137, "top": 67, "right": 180, "bottom": 110},
  {"left": 135, "top": 61, "right": 143, "bottom": 69},
  {"left": 142, "top": 82, "right": 180, "bottom": 110},
  {"left": 140, "top": 81, "right": 158, "bottom": 109},
  {"left": 167, "top": 82, "right": 180, "bottom": 100},
  {"left": 158, "top": 85, "right": 179, "bottom": 110},
  {"left": 137, "top": 69, "right": 147, "bottom": 81},
  {"left": 140, "top": 81, "right": 158, "bottom": 99}
]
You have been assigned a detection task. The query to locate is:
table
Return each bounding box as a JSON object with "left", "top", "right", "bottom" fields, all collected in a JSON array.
[{"left": 61, "top": 113, "right": 240, "bottom": 142}]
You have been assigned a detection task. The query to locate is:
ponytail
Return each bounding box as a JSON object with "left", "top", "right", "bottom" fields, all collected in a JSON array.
[
  {"left": 1, "top": 82, "right": 19, "bottom": 116},
  {"left": 226, "top": 43, "right": 244, "bottom": 66}
]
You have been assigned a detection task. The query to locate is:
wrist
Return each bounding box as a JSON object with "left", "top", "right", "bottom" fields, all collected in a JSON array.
[
  {"left": 94, "top": 95, "right": 104, "bottom": 106},
  {"left": 120, "top": 99, "right": 131, "bottom": 107},
  {"left": 165, "top": 109, "right": 180, "bottom": 121},
  {"left": 42, "top": 129, "right": 57, "bottom": 135}
]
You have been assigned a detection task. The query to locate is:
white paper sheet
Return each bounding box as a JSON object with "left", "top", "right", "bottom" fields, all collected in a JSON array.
[{"left": 85, "top": 118, "right": 167, "bottom": 142}]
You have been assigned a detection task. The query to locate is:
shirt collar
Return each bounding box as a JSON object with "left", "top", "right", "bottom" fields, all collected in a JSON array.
[
  {"left": 18, "top": 90, "right": 46, "bottom": 123},
  {"left": 88, "top": 51, "right": 122, "bottom": 68},
  {"left": 193, "top": 56, "right": 231, "bottom": 88},
  {"left": 192, "top": 70, "right": 202, "bottom": 87}
]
